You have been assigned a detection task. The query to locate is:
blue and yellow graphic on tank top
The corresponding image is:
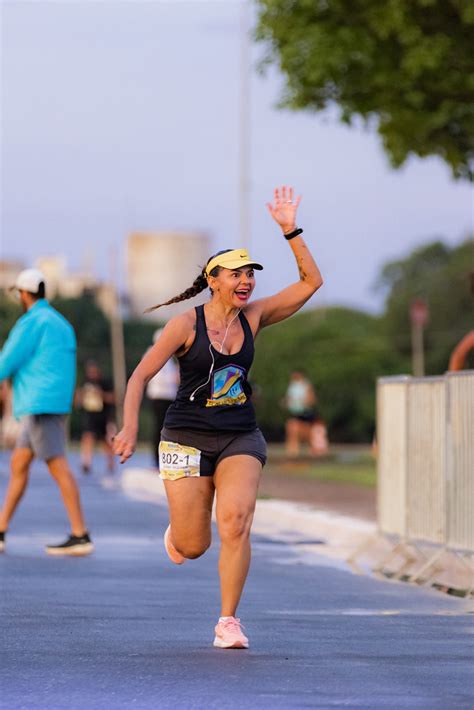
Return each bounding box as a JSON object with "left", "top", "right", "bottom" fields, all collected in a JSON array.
[{"left": 206, "top": 365, "right": 247, "bottom": 407}]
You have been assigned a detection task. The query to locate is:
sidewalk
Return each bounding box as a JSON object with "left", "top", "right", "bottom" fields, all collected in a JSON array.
[
  {"left": 259, "top": 445, "right": 376, "bottom": 521},
  {"left": 258, "top": 470, "right": 376, "bottom": 521}
]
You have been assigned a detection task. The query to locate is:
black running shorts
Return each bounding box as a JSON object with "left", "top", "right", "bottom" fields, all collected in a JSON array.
[{"left": 159, "top": 427, "right": 267, "bottom": 478}]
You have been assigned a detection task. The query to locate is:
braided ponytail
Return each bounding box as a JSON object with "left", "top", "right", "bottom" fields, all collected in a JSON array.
[
  {"left": 144, "top": 249, "right": 233, "bottom": 314},
  {"left": 144, "top": 271, "right": 208, "bottom": 314}
]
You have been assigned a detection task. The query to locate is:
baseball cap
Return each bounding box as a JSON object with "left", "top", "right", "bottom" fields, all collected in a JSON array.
[
  {"left": 205, "top": 249, "right": 263, "bottom": 278},
  {"left": 13, "top": 268, "right": 46, "bottom": 294}
]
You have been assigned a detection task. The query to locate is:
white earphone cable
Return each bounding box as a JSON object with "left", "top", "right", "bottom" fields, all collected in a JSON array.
[{"left": 189, "top": 309, "right": 241, "bottom": 402}]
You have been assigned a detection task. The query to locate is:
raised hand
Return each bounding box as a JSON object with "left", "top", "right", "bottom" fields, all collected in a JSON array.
[{"left": 266, "top": 186, "right": 301, "bottom": 234}]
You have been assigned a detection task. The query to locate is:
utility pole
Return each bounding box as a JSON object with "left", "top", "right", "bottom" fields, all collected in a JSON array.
[
  {"left": 110, "top": 247, "right": 127, "bottom": 427},
  {"left": 239, "top": 0, "right": 250, "bottom": 250},
  {"left": 410, "top": 298, "right": 429, "bottom": 377}
]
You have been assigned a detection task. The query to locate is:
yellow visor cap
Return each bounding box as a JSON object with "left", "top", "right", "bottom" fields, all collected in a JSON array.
[{"left": 205, "top": 249, "right": 263, "bottom": 278}]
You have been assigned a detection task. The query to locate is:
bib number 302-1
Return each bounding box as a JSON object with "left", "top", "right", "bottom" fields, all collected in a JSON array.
[{"left": 158, "top": 440, "right": 201, "bottom": 481}]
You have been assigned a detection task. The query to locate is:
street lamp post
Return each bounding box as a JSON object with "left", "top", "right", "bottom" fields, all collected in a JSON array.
[
  {"left": 239, "top": 0, "right": 250, "bottom": 250},
  {"left": 410, "top": 298, "right": 429, "bottom": 377},
  {"left": 109, "top": 248, "right": 127, "bottom": 427}
]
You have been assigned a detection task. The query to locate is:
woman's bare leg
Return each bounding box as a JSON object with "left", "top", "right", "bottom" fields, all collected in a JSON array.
[
  {"left": 102, "top": 439, "right": 115, "bottom": 473},
  {"left": 80, "top": 432, "right": 94, "bottom": 471},
  {"left": 285, "top": 418, "right": 300, "bottom": 456},
  {"left": 214, "top": 455, "right": 261, "bottom": 617},
  {"left": 163, "top": 477, "right": 215, "bottom": 559}
]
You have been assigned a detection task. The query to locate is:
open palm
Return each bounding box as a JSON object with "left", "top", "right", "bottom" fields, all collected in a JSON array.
[{"left": 266, "top": 186, "right": 301, "bottom": 233}]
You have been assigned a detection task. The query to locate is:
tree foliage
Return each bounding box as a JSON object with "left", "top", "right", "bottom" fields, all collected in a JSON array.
[
  {"left": 0, "top": 295, "right": 21, "bottom": 339},
  {"left": 256, "top": 0, "right": 474, "bottom": 178},
  {"left": 51, "top": 294, "right": 113, "bottom": 380},
  {"left": 50, "top": 296, "right": 156, "bottom": 438},
  {"left": 376, "top": 236, "right": 474, "bottom": 373},
  {"left": 252, "top": 306, "right": 402, "bottom": 442},
  {"left": 251, "top": 236, "right": 472, "bottom": 441}
]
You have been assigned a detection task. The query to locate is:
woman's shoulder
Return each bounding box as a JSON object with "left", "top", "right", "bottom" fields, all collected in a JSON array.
[
  {"left": 167, "top": 307, "right": 198, "bottom": 331},
  {"left": 165, "top": 308, "right": 200, "bottom": 356}
]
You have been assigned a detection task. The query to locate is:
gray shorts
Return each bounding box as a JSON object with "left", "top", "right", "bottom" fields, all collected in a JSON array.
[
  {"left": 17, "top": 415, "right": 67, "bottom": 461},
  {"left": 160, "top": 427, "right": 267, "bottom": 477}
]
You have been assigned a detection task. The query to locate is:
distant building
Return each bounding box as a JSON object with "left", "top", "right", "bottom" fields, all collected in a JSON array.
[
  {"left": 0, "top": 255, "right": 117, "bottom": 318},
  {"left": 35, "top": 256, "right": 96, "bottom": 299},
  {"left": 0, "top": 259, "right": 25, "bottom": 292},
  {"left": 127, "top": 231, "right": 210, "bottom": 321}
]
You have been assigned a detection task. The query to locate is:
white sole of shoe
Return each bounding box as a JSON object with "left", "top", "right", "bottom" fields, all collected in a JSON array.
[
  {"left": 46, "top": 543, "right": 94, "bottom": 556},
  {"left": 0, "top": 542, "right": 5, "bottom": 553},
  {"left": 213, "top": 636, "right": 249, "bottom": 649}
]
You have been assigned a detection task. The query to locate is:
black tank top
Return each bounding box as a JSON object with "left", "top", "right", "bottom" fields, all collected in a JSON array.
[{"left": 164, "top": 305, "right": 257, "bottom": 432}]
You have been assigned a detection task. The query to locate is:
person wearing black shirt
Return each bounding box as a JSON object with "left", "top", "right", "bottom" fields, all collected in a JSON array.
[
  {"left": 113, "top": 186, "right": 323, "bottom": 649},
  {"left": 77, "top": 361, "right": 115, "bottom": 474}
]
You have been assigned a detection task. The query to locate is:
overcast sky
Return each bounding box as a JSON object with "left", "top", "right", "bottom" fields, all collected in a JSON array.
[{"left": 1, "top": 0, "right": 472, "bottom": 312}]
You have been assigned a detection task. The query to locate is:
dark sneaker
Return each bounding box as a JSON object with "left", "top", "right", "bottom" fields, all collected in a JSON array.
[
  {"left": 46, "top": 532, "right": 94, "bottom": 556},
  {"left": 0, "top": 531, "right": 5, "bottom": 553}
]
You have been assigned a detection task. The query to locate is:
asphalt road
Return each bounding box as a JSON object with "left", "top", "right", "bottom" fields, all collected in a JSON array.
[{"left": 1, "top": 452, "right": 473, "bottom": 709}]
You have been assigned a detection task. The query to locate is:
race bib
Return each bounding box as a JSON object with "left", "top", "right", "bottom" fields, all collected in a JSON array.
[
  {"left": 158, "top": 440, "right": 201, "bottom": 481},
  {"left": 83, "top": 384, "right": 104, "bottom": 412}
]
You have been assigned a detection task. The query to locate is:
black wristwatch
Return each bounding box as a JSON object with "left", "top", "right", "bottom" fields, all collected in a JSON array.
[{"left": 284, "top": 227, "right": 303, "bottom": 240}]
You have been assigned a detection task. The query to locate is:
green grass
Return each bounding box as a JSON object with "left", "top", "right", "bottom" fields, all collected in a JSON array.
[{"left": 266, "top": 446, "right": 376, "bottom": 487}]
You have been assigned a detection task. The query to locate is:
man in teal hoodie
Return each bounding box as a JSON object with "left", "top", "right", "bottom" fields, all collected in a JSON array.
[{"left": 0, "top": 269, "right": 93, "bottom": 555}]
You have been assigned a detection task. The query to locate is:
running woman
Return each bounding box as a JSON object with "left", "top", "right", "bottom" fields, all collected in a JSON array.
[{"left": 113, "top": 186, "right": 323, "bottom": 648}]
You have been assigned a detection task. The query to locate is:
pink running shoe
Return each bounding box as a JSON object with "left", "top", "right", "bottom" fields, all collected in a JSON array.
[
  {"left": 164, "top": 525, "right": 185, "bottom": 565},
  {"left": 213, "top": 617, "right": 249, "bottom": 649}
]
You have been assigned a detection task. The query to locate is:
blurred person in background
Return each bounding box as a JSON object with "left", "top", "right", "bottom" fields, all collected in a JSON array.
[
  {"left": 284, "top": 369, "right": 328, "bottom": 457},
  {"left": 448, "top": 273, "right": 474, "bottom": 372},
  {"left": 113, "top": 186, "right": 323, "bottom": 649},
  {"left": 145, "top": 329, "right": 179, "bottom": 468},
  {"left": 448, "top": 331, "right": 474, "bottom": 372},
  {"left": 76, "top": 360, "right": 116, "bottom": 475},
  {"left": 0, "top": 269, "right": 93, "bottom": 555}
]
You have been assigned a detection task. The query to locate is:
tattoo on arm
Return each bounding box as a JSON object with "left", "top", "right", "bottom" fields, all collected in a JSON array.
[{"left": 297, "top": 256, "right": 308, "bottom": 281}]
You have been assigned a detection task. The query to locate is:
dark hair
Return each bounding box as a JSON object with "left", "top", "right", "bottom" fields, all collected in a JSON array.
[
  {"left": 144, "top": 250, "right": 233, "bottom": 314},
  {"left": 29, "top": 282, "right": 45, "bottom": 300}
]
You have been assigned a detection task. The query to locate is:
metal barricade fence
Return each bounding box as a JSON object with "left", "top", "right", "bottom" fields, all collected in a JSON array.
[
  {"left": 406, "top": 377, "right": 446, "bottom": 545},
  {"left": 376, "top": 371, "right": 474, "bottom": 555},
  {"left": 377, "top": 377, "right": 409, "bottom": 538},
  {"left": 446, "top": 371, "right": 474, "bottom": 552}
]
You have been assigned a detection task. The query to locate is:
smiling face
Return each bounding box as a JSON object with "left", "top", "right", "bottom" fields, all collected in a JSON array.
[{"left": 208, "top": 266, "right": 256, "bottom": 307}]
